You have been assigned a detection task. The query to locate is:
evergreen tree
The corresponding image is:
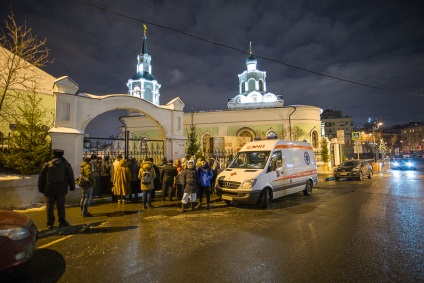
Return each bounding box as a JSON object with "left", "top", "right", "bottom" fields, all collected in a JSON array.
[
  {"left": 379, "top": 138, "right": 387, "bottom": 159},
  {"left": 3, "top": 90, "right": 52, "bottom": 175},
  {"left": 185, "top": 117, "right": 200, "bottom": 159},
  {"left": 321, "top": 138, "right": 330, "bottom": 163}
]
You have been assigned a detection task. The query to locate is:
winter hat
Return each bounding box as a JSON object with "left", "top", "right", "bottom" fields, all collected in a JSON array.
[{"left": 52, "top": 149, "right": 64, "bottom": 157}]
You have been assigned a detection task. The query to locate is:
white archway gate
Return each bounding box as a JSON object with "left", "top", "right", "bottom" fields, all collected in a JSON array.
[{"left": 49, "top": 77, "right": 186, "bottom": 174}]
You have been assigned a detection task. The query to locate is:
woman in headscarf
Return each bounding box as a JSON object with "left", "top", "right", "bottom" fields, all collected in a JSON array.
[{"left": 112, "top": 158, "right": 131, "bottom": 203}]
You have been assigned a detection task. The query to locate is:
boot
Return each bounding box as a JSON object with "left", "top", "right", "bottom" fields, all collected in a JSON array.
[
  {"left": 191, "top": 202, "right": 195, "bottom": 211},
  {"left": 181, "top": 202, "right": 186, "bottom": 213},
  {"left": 195, "top": 202, "right": 202, "bottom": 209}
]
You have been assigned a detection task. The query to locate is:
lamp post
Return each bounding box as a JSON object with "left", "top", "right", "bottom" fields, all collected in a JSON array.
[
  {"left": 370, "top": 133, "right": 376, "bottom": 161},
  {"left": 372, "top": 122, "right": 383, "bottom": 162}
]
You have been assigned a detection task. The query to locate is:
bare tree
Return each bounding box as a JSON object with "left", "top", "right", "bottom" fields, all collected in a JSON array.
[
  {"left": 0, "top": 11, "right": 51, "bottom": 123},
  {"left": 389, "top": 134, "right": 398, "bottom": 155}
]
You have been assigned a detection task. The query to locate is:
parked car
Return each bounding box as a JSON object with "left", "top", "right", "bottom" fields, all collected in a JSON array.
[
  {"left": 0, "top": 210, "right": 38, "bottom": 273},
  {"left": 391, "top": 159, "right": 416, "bottom": 170},
  {"left": 334, "top": 159, "right": 373, "bottom": 181}
]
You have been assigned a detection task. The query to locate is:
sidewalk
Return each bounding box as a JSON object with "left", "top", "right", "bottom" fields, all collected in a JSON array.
[
  {"left": 19, "top": 170, "right": 384, "bottom": 237},
  {"left": 20, "top": 194, "right": 223, "bottom": 238}
]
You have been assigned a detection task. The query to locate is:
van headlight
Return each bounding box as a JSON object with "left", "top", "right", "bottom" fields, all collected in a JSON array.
[{"left": 241, "top": 179, "right": 257, "bottom": 189}]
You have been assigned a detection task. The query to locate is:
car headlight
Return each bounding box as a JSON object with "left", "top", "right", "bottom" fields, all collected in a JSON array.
[
  {"left": 393, "top": 162, "right": 399, "bottom": 166},
  {"left": 241, "top": 179, "right": 257, "bottom": 189},
  {"left": 406, "top": 162, "right": 413, "bottom": 167},
  {"left": 0, "top": 226, "right": 30, "bottom": 241}
]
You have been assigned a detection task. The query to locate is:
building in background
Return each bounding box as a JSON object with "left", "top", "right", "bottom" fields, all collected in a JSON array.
[
  {"left": 321, "top": 109, "right": 354, "bottom": 144},
  {"left": 398, "top": 122, "right": 424, "bottom": 154},
  {"left": 0, "top": 46, "right": 56, "bottom": 147}
]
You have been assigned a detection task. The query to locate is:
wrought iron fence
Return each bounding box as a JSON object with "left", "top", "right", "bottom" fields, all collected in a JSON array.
[
  {"left": 204, "top": 148, "right": 238, "bottom": 170},
  {"left": 83, "top": 136, "right": 164, "bottom": 164}
]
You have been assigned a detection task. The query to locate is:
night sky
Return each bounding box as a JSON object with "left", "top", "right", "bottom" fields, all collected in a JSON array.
[{"left": 1, "top": 0, "right": 423, "bottom": 127}]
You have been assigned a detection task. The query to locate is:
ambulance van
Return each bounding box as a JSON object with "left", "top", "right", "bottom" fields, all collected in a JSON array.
[{"left": 215, "top": 139, "right": 318, "bottom": 208}]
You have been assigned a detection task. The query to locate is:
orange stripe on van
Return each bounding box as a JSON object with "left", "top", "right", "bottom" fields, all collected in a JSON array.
[
  {"left": 275, "top": 144, "right": 313, "bottom": 150},
  {"left": 272, "top": 169, "right": 317, "bottom": 182}
]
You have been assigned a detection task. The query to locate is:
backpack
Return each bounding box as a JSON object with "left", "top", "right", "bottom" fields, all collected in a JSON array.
[
  {"left": 47, "top": 159, "right": 66, "bottom": 183},
  {"left": 140, "top": 169, "right": 152, "bottom": 185}
]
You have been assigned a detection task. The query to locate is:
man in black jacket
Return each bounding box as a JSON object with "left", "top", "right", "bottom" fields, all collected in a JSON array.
[
  {"left": 180, "top": 160, "right": 199, "bottom": 212},
  {"left": 160, "top": 159, "right": 178, "bottom": 201},
  {"left": 38, "top": 149, "right": 75, "bottom": 229}
]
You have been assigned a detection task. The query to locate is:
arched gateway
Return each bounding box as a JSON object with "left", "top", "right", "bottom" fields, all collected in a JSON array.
[{"left": 49, "top": 77, "right": 186, "bottom": 174}]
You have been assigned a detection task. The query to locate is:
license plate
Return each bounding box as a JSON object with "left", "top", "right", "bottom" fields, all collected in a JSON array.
[
  {"left": 339, "top": 172, "right": 348, "bottom": 176},
  {"left": 222, "top": 195, "right": 233, "bottom": 201}
]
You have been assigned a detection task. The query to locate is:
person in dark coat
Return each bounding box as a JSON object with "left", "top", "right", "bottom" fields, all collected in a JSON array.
[
  {"left": 149, "top": 157, "right": 160, "bottom": 200},
  {"left": 38, "top": 149, "right": 75, "bottom": 228},
  {"left": 128, "top": 158, "right": 140, "bottom": 202},
  {"left": 180, "top": 160, "right": 199, "bottom": 212},
  {"left": 160, "top": 159, "right": 178, "bottom": 201}
]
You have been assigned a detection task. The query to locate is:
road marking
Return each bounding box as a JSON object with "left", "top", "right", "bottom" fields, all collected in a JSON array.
[{"left": 37, "top": 234, "right": 73, "bottom": 249}]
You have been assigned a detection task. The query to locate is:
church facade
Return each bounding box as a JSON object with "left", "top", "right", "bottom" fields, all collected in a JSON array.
[
  {"left": 122, "top": 36, "right": 322, "bottom": 161},
  {"left": 182, "top": 44, "right": 322, "bottom": 160}
]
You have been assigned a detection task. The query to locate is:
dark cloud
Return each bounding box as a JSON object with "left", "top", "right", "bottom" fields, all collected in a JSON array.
[{"left": 1, "top": 0, "right": 423, "bottom": 127}]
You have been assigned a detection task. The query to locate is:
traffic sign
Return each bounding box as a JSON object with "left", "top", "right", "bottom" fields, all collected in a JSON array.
[{"left": 352, "top": 132, "right": 361, "bottom": 140}]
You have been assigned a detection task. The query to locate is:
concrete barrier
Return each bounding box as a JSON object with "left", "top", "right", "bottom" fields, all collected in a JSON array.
[{"left": 0, "top": 175, "right": 82, "bottom": 210}]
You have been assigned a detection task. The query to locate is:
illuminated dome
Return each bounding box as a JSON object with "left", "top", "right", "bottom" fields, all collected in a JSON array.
[
  {"left": 228, "top": 42, "right": 284, "bottom": 109},
  {"left": 127, "top": 25, "right": 161, "bottom": 105}
]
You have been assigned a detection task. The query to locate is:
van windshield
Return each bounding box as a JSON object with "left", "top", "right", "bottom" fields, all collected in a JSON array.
[{"left": 228, "top": 151, "right": 271, "bottom": 169}]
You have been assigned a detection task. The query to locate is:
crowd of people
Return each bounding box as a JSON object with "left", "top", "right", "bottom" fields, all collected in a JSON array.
[
  {"left": 102, "top": 155, "right": 221, "bottom": 213},
  {"left": 38, "top": 150, "right": 222, "bottom": 228}
]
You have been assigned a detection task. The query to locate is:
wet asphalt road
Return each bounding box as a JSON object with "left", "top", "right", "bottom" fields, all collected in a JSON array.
[{"left": 2, "top": 167, "right": 424, "bottom": 283}]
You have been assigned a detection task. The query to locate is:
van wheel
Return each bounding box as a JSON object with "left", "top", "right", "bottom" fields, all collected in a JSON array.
[
  {"left": 258, "top": 189, "right": 269, "bottom": 209},
  {"left": 303, "top": 181, "right": 312, "bottom": 196},
  {"left": 368, "top": 171, "right": 373, "bottom": 179}
]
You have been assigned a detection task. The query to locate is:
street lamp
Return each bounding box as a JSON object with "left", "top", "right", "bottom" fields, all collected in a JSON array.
[
  {"left": 370, "top": 133, "right": 376, "bottom": 161},
  {"left": 373, "top": 122, "right": 383, "bottom": 162}
]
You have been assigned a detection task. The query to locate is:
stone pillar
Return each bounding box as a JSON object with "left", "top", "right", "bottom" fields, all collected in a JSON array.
[{"left": 49, "top": 128, "right": 84, "bottom": 175}]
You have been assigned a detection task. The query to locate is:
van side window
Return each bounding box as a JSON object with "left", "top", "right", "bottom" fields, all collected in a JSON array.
[{"left": 270, "top": 151, "right": 282, "bottom": 171}]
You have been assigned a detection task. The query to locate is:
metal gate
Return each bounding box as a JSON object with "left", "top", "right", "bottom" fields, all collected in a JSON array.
[
  {"left": 83, "top": 132, "right": 164, "bottom": 164},
  {"left": 82, "top": 132, "right": 164, "bottom": 197}
]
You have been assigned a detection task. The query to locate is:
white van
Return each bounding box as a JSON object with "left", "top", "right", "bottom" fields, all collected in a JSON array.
[{"left": 215, "top": 139, "right": 318, "bottom": 208}]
